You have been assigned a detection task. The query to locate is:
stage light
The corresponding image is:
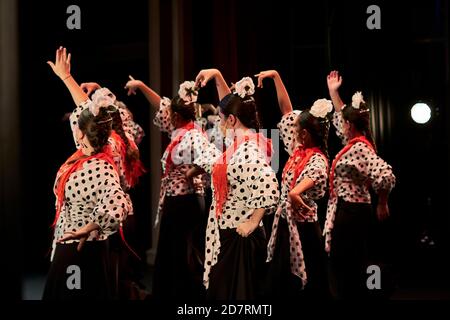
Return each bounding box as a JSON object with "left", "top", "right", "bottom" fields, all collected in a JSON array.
[{"left": 411, "top": 103, "right": 431, "bottom": 124}]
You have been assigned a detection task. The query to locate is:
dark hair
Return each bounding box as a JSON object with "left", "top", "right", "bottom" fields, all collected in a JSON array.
[
  {"left": 105, "top": 105, "right": 140, "bottom": 165},
  {"left": 342, "top": 102, "right": 377, "bottom": 152},
  {"left": 297, "top": 111, "right": 330, "bottom": 159},
  {"left": 218, "top": 93, "right": 261, "bottom": 130},
  {"left": 78, "top": 107, "right": 112, "bottom": 155},
  {"left": 170, "top": 96, "right": 196, "bottom": 121}
]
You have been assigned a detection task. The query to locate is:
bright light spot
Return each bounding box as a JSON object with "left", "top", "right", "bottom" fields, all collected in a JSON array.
[{"left": 411, "top": 103, "right": 431, "bottom": 124}]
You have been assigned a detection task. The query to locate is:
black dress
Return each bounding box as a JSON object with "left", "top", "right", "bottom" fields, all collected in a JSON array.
[
  {"left": 264, "top": 218, "right": 330, "bottom": 299},
  {"left": 152, "top": 194, "right": 206, "bottom": 300},
  {"left": 328, "top": 199, "right": 372, "bottom": 299},
  {"left": 43, "top": 241, "right": 113, "bottom": 300},
  {"left": 206, "top": 227, "right": 267, "bottom": 300}
]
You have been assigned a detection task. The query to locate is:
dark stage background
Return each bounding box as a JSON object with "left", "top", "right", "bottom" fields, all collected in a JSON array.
[{"left": 1, "top": 0, "right": 449, "bottom": 299}]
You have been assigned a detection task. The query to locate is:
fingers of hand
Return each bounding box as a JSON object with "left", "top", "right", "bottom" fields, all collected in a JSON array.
[
  {"left": 257, "top": 76, "right": 263, "bottom": 88},
  {"left": 47, "top": 61, "right": 55, "bottom": 70},
  {"left": 77, "top": 237, "right": 87, "bottom": 252},
  {"left": 236, "top": 225, "right": 249, "bottom": 237},
  {"left": 57, "top": 231, "right": 76, "bottom": 242}
]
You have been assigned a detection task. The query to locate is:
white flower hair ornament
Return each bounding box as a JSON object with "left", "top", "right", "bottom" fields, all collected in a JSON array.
[
  {"left": 178, "top": 81, "right": 199, "bottom": 104},
  {"left": 351, "top": 91, "right": 365, "bottom": 109},
  {"left": 234, "top": 77, "right": 255, "bottom": 98},
  {"left": 90, "top": 90, "right": 116, "bottom": 116},
  {"left": 310, "top": 98, "right": 333, "bottom": 119},
  {"left": 93, "top": 87, "right": 117, "bottom": 102}
]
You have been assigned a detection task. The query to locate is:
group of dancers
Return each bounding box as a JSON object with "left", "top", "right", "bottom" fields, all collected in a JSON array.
[{"left": 43, "top": 47, "right": 396, "bottom": 300}]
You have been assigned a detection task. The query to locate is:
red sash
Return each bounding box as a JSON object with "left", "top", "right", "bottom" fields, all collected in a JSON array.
[
  {"left": 110, "top": 131, "right": 146, "bottom": 187},
  {"left": 53, "top": 145, "right": 117, "bottom": 227},
  {"left": 211, "top": 132, "right": 272, "bottom": 218},
  {"left": 282, "top": 147, "right": 327, "bottom": 190}
]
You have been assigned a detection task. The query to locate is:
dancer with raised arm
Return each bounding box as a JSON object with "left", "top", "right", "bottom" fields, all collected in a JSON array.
[
  {"left": 324, "top": 71, "right": 396, "bottom": 299},
  {"left": 125, "top": 77, "right": 210, "bottom": 299},
  {"left": 256, "top": 70, "right": 331, "bottom": 299},
  {"left": 43, "top": 47, "right": 132, "bottom": 300},
  {"left": 193, "top": 69, "right": 279, "bottom": 300}
]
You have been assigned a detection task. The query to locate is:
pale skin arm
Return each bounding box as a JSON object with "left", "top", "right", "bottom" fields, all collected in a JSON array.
[
  {"left": 124, "top": 75, "right": 162, "bottom": 111},
  {"left": 255, "top": 70, "right": 293, "bottom": 115},
  {"left": 236, "top": 208, "right": 265, "bottom": 237},
  {"left": 47, "top": 47, "right": 89, "bottom": 106},
  {"left": 326, "top": 70, "right": 345, "bottom": 112},
  {"left": 288, "top": 177, "right": 315, "bottom": 219},
  {"left": 195, "top": 68, "right": 231, "bottom": 101}
]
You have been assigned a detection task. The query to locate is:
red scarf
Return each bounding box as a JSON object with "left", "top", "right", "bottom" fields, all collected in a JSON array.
[
  {"left": 212, "top": 132, "right": 272, "bottom": 218},
  {"left": 329, "top": 136, "right": 375, "bottom": 197},
  {"left": 282, "top": 146, "right": 327, "bottom": 190},
  {"left": 163, "top": 121, "right": 203, "bottom": 177},
  {"left": 53, "top": 145, "right": 117, "bottom": 227},
  {"left": 110, "top": 131, "right": 146, "bottom": 187}
]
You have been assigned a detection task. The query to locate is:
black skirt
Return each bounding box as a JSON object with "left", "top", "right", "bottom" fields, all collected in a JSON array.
[
  {"left": 206, "top": 227, "right": 267, "bottom": 301},
  {"left": 328, "top": 199, "right": 372, "bottom": 299},
  {"left": 298, "top": 221, "right": 331, "bottom": 299},
  {"left": 152, "top": 193, "right": 206, "bottom": 300},
  {"left": 42, "top": 240, "right": 113, "bottom": 300},
  {"left": 263, "top": 218, "right": 330, "bottom": 299}
]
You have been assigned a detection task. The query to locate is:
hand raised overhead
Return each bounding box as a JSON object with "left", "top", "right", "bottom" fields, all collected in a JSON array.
[
  {"left": 47, "top": 46, "right": 72, "bottom": 80},
  {"left": 327, "top": 70, "right": 343, "bottom": 92}
]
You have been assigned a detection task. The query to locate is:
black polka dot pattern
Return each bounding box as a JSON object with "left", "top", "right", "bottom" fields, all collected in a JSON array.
[
  {"left": 277, "top": 110, "right": 302, "bottom": 155},
  {"left": 115, "top": 100, "right": 145, "bottom": 145},
  {"left": 267, "top": 111, "right": 329, "bottom": 285},
  {"left": 323, "top": 111, "right": 396, "bottom": 252},
  {"left": 153, "top": 97, "right": 175, "bottom": 134},
  {"left": 70, "top": 99, "right": 142, "bottom": 194},
  {"left": 330, "top": 111, "right": 396, "bottom": 203},
  {"left": 195, "top": 139, "right": 280, "bottom": 289},
  {"left": 52, "top": 158, "right": 132, "bottom": 260},
  {"left": 153, "top": 98, "right": 210, "bottom": 225}
]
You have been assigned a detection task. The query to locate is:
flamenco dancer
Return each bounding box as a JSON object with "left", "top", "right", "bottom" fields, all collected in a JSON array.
[
  {"left": 124, "top": 77, "right": 210, "bottom": 299},
  {"left": 43, "top": 47, "right": 132, "bottom": 300},
  {"left": 256, "top": 70, "right": 331, "bottom": 299},
  {"left": 324, "top": 71, "right": 396, "bottom": 299},
  {"left": 192, "top": 69, "right": 280, "bottom": 300}
]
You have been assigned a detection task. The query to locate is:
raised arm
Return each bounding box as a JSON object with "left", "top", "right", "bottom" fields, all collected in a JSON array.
[
  {"left": 326, "top": 70, "right": 345, "bottom": 112},
  {"left": 255, "top": 70, "right": 293, "bottom": 115},
  {"left": 47, "top": 47, "right": 89, "bottom": 106},
  {"left": 195, "top": 69, "right": 231, "bottom": 101},
  {"left": 124, "top": 75, "right": 162, "bottom": 111}
]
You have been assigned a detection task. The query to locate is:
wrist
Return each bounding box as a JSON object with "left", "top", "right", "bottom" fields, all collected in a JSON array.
[
  {"left": 61, "top": 74, "right": 72, "bottom": 82},
  {"left": 249, "top": 219, "right": 260, "bottom": 228},
  {"left": 328, "top": 88, "right": 338, "bottom": 95}
]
